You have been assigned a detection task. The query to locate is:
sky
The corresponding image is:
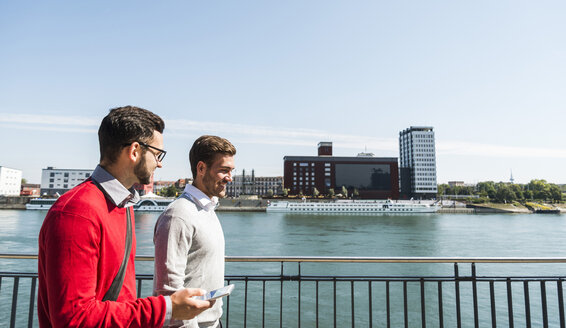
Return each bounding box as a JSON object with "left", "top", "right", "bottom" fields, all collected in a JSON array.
[{"left": 1, "top": 1, "right": 565, "bottom": 185}]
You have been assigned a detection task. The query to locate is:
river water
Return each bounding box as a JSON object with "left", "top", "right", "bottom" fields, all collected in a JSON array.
[{"left": 1, "top": 209, "right": 565, "bottom": 327}]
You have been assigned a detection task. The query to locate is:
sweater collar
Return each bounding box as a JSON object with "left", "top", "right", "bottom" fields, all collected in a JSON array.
[{"left": 91, "top": 165, "right": 140, "bottom": 208}]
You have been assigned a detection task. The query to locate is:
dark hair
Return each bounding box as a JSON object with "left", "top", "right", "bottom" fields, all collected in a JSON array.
[
  {"left": 98, "top": 106, "right": 165, "bottom": 163},
  {"left": 189, "top": 135, "right": 236, "bottom": 177}
]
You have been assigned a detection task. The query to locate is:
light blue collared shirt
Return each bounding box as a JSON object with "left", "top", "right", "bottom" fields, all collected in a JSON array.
[{"left": 91, "top": 165, "right": 140, "bottom": 208}]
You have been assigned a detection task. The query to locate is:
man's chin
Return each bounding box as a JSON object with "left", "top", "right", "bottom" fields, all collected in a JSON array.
[{"left": 216, "top": 187, "right": 227, "bottom": 198}]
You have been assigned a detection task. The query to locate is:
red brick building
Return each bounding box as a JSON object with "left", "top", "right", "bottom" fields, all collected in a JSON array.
[{"left": 284, "top": 142, "right": 399, "bottom": 199}]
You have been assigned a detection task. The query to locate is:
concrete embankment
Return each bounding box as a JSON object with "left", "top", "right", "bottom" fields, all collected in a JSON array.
[
  {"left": 467, "top": 204, "right": 531, "bottom": 214},
  {"left": 0, "top": 196, "right": 28, "bottom": 209},
  {"left": 217, "top": 198, "right": 267, "bottom": 212},
  {"left": 437, "top": 207, "right": 475, "bottom": 214}
]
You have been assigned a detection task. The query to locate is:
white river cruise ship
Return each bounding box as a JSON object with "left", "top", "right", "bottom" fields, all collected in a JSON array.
[
  {"left": 26, "top": 197, "right": 174, "bottom": 212},
  {"left": 266, "top": 199, "right": 439, "bottom": 213}
]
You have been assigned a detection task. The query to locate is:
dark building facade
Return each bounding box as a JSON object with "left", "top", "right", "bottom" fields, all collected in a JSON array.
[{"left": 284, "top": 142, "right": 399, "bottom": 199}]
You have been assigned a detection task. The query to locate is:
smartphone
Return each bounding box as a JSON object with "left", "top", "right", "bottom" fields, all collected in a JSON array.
[{"left": 194, "top": 284, "right": 235, "bottom": 301}]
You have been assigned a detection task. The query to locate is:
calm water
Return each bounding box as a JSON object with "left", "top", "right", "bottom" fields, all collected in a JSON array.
[{"left": 1, "top": 210, "right": 565, "bottom": 327}]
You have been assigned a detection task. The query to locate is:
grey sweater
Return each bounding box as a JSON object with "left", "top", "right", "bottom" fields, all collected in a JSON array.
[{"left": 153, "top": 185, "right": 225, "bottom": 328}]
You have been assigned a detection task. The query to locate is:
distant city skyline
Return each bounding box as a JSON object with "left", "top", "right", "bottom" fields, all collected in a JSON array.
[{"left": 1, "top": 1, "right": 565, "bottom": 185}]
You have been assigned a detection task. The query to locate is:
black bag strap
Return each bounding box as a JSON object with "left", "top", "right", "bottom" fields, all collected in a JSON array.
[{"left": 103, "top": 207, "right": 133, "bottom": 301}]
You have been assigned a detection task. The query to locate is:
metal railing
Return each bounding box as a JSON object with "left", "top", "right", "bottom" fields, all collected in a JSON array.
[{"left": 1, "top": 254, "right": 566, "bottom": 328}]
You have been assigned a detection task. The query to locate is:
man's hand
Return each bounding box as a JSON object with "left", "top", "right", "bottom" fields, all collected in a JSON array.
[{"left": 170, "top": 288, "right": 215, "bottom": 320}]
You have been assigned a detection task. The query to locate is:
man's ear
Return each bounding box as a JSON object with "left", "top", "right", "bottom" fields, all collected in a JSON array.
[
  {"left": 125, "top": 142, "right": 142, "bottom": 163},
  {"left": 196, "top": 161, "right": 207, "bottom": 176}
]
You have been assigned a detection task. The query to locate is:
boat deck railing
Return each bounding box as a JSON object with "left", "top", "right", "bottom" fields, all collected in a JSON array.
[{"left": 1, "top": 255, "right": 566, "bottom": 328}]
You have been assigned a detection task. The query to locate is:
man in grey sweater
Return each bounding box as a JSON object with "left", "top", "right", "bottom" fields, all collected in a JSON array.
[{"left": 153, "top": 135, "right": 236, "bottom": 328}]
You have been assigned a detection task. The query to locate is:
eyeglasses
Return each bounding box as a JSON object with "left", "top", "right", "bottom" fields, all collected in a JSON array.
[{"left": 137, "top": 141, "right": 167, "bottom": 162}]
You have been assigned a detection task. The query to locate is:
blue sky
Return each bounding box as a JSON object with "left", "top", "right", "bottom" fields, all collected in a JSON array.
[{"left": 1, "top": 1, "right": 565, "bottom": 184}]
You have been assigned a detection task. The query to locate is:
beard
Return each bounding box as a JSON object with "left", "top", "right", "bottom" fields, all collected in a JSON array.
[
  {"left": 203, "top": 169, "right": 227, "bottom": 198},
  {"left": 134, "top": 156, "right": 152, "bottom": 185}
]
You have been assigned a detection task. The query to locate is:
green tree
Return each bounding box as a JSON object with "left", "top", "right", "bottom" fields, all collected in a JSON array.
[
  {"left": 327, "top": 188, "right": 335, "bottom": 198},
  {"left": 266, "top": 189, "right": 274, "bottom": 197},
  {"left": 495, "top": 183, "right": 516, "bottom": 203},
  {"left": 353, "top": 188, "right": 359, "bottom": 198},
  {"left": 549, "top": 184, "right": 563, "bottom": 202},
  {"left": 510, "top": 184, "right": 524, "bottom": 200},
  {"left": 528, "top": 179, "right": 551, "bottom": 200},
  {"left": 21, "top": 178, "right": 28, "bottom": 185},
  {"left": 476, "top": 181, "right": 496, "bottom": 200},
  {"left": 341, "top": 186, "right": 348, "bottom": 198},
  {"left": 282, "top": 188, "right": 289, "bottom": 197},
  {"left": 160, "top": 185, "right": 180, "bottom": 197},
  {"left": 313, "top": 188, "right": 320, "bottom": 197},
  {"left": 437, "top": 184, "right": 448, "bottom": 198}
]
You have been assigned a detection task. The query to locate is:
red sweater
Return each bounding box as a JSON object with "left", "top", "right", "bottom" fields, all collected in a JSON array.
[{"left": 38, "top": 180, "right": 166, "bottom": 327}]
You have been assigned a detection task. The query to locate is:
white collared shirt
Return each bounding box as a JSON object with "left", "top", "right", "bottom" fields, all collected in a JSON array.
[{"left": 181, "top": 184, "right": 218, "bottom": 211}]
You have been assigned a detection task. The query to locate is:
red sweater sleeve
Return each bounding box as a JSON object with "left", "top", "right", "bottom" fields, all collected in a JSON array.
[{"left": 38, "top": 209, "right": 166, "bottom": 328}]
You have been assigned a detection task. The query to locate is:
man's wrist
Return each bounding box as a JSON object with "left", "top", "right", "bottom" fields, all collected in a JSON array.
[{"left": 162, "top": 295, "right": 172, "bottom": 327}]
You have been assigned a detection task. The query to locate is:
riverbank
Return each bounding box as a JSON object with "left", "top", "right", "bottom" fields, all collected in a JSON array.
[{"left": 3, "top": 196, "right": 564, "bottom": 214}]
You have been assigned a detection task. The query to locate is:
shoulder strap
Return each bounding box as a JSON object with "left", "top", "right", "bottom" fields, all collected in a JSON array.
[{"left": 103, "top": 207, "right": 133, "bottom": 301}]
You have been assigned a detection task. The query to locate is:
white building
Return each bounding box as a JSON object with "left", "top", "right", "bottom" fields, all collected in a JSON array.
[
  {"left": 40, "top": 167, "right": 93, "bottom": 196},
  {"left": 0, "top": 166, "right": 22, "bottom": 196},
  {"left": 399, "top": 126, "right": 437, "bottom": 198},
  {"left": 226, "top": 169, "right": 283, "bottom": 197}
]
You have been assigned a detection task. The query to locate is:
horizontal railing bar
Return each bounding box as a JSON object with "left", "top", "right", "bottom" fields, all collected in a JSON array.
[
  {"left": 3, "top": 253, "right": 566, "bottom": 263},
  {"left": 4, "top": 272, "right": 564, "bottom": 283}
]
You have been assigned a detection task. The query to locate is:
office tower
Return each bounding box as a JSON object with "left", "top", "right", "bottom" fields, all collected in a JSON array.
[{"left": 399, "top": 127, "right": 437, "bottom": 199}]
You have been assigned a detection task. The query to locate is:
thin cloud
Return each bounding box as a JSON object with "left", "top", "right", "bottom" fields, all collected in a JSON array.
[
  {"left": 437, "top": 141, "right": 566, "bottom": 159},
  {"left": 0, "top": 114, "right": 99, "bottom": 127},
  {"left": 2, "top": 113, "right": 564, "bottom": 159}
]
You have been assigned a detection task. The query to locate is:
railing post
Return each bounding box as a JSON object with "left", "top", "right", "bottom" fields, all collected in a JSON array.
[
  {"left": 403, "top": 281, "right": 408, "bottom": 328},
  {"left": 368, "top": 281, "right": 373, "bottom": 328},
  {"left": 351, "top": 280, "right": 355, "bottom": 328},
  {"left": 280, "top": 261, "right": 284, "bottom": 328},
  {"left": 472, "top": 263, "right": 478, "bottom": 328},
  {"left": 454, "top": 263, "right": 461, "bottom": 328},
  {"left": 558, "top": 279, "right": 565, "bottom": 328},
  {"left": 524, "top": 281, "right": 531, "bottom": 328},
  {"left": 420, "top": 278, "right": 426, "bottom": 328},
  {"left": 262, "top": 280, "right": 266, "bottom": 328},
  {"left": 333, "top": 278, "right": 337, "bottom": 328},
  {"left": 386, "top": 280, "right": 391, "bottom": 328},
  {"left": 541, "top": 281, "right": 548, "bottom": 328},
  {"left": 507, "top": 278, "right": 514, "bottom": 328},
  {"left": 244, "top": 277, "right": 248, "bottom": 328},
  {"left": 27, "top": 277, "right": 37, "bottom": 328},
  {"left": 10, "top": 276, "right": 19, "bottom": 328},
  {"left": 489, "top": 281, "right": 496, "bottom": 328},
  {"left": 298, "top": 262, "right": 301, "bottom": 328},
  {"left": 438, "top": 281, "right": 444, "bottom": 328}
]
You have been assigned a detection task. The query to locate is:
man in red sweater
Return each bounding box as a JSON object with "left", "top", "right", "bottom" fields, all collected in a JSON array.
[{"left": 38, "top": 106, "right": 214, "bottom": 327}]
